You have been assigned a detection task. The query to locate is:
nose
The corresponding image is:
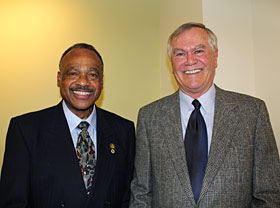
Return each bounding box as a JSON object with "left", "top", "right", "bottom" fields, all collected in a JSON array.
[
  {"left": 77, "top": 73, "right": 90, "bottom": 86},
  {"left": 184, "top": 53, "right": 197, "bottom": 66}
]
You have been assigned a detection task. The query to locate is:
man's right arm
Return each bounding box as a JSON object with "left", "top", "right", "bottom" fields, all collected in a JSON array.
[
  {"left": 0, "top": 118, "right": 30, "bottom": 208},
  {"left": 129, "top": 108, "right": 152, "bottom": 208}
]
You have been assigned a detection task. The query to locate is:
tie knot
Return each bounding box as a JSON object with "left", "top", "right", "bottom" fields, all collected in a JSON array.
[
  {"left": 78, "top": 121, "right": 89, "bottom": 131},
  {"left": 192, "top": 99, "right": 201, "bottom": 110}
]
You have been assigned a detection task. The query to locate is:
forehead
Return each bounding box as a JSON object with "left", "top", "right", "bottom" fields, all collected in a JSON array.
[
  {"left": 61, "top": 48, "right": 102, "bottom": 69},
  {"left": 172, "top": 27, "right": 209, "bottom": 48}
]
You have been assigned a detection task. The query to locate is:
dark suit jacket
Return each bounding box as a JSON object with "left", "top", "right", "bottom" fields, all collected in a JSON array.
[
  {"left": 0, "top": 102, "right": 135, "bottom": 208},
  {"left": 130, "top": 86, "right": 280, "bottom": 208}
]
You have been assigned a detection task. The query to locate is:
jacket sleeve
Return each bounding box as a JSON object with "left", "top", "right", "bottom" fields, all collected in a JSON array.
[
  {"left": 0, "top": 118, "right": 31, "bottom": 208},
  {"left": 129, "top": 108, "right": 153, "bottom": 208},
  {"left": 121, "top": 121, "right": 136, "bottom": 208},
  {"left": 251, "top": 101, "right": 280, "bottom": 207}
]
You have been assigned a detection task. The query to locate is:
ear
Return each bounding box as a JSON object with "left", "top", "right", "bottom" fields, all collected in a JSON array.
[
  {"left": 57, "top": 71, "right": 61, "bottom": 87},
  {"left": 214, "top": 49, "right": 218, "bottom": 68},
  {"left": 100, "top": 76, "right": 104, "bottom": 91}
]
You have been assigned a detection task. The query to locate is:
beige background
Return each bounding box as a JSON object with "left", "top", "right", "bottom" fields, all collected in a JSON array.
[
  {"left": 202, "top": 0, "right": 280, "bottom": 150},
  {"left": 0, "top": 0, "right": 279, "bottom": 170}
]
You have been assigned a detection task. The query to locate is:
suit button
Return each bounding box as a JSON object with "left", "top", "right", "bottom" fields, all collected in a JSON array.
[
  {"left": 59, "top": 201, "right": 65, "bottom": 207},
  {"left": 86, "top": 191, "right": 91, "bottom": 196}
]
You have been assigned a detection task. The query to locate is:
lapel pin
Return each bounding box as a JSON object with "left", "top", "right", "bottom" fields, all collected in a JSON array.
[{"left": 110, "top": 143, "right": 116, "bottom": 154}]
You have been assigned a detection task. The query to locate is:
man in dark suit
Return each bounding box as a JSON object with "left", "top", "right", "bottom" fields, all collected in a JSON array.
[
  {"left": 130, "top": 23, "right": 280, "bottom": 207},
  {"left": 0, "top": 43, "right": 135, "bottom": 208}
]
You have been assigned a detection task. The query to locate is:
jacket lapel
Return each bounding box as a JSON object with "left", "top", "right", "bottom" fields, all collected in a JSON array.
[
  {"left": 89, "top": 108, "right": 117, "bottom": 197},
  {"left": 199, "top": 86, "right": 241, "bottom": 202},
  {"left": 161, "top": 91, "right": 195, "bottom": 204},
  {"left": 46, "top": 102, "right": 87, "bottom": 199}
]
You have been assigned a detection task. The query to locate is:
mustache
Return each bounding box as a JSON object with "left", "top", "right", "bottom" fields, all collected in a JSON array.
[{"left": 70, "top": 86, "right": 95, "bottom": 92}]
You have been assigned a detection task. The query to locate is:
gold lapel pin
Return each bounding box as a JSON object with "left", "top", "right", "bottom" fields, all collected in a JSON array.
[{"left": 110, "top": 143, "right": 116, "bottom": 154}]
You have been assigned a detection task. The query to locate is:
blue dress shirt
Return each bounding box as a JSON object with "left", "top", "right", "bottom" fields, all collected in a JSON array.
[
  {"left": 62, "top": 101, "right": 97, "bottom": 158},
  {"left": 179, "top": 85, "right": 216, "bottom": 153}
]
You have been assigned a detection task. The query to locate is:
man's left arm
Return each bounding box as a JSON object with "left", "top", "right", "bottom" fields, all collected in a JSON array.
[
  {"left": 121, "top": 122, "right": 136, "bottom": 208},
  {"left": 252, "top": 101, "right": 280, "bottom": 207}
]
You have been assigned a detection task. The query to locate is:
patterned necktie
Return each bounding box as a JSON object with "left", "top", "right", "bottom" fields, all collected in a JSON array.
[
  {"left": 76, "top": 121, "right": 96, "bottom": 191},
  {"left": 184, "top": 99, "right": 208, "bottom": 202}
]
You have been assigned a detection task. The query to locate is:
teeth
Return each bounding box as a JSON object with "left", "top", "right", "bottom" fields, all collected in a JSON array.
[
  {"left": 184, "top": 69, "right": 202, "bottom": 74},
  {"left": 73, "top": 91, "right": 91, "bottom": 95}
]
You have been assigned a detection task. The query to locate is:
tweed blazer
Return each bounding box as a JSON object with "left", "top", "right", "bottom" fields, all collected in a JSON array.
[{"left": 130, "top": 86, "right": 280, "bottom": 208}]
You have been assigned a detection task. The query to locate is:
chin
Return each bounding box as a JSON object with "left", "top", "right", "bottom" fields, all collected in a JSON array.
[{"left": 72, "top": 103, "right": 93, "bottom": 111}]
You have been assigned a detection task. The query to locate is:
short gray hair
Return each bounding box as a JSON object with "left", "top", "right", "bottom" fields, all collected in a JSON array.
[{"left": 167, "top": 22, "right": 218, "bottom": 58}]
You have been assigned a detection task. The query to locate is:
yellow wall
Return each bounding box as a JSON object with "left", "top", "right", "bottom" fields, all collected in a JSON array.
[
  {"left": 159, "top": 0, "right": 203, "bottom": 97},
  {"left": 0, "top": 0, "right": 164, "bottom": 169},
  {"left": 1, "top": 0, "right": 279, "bottom": 173}
]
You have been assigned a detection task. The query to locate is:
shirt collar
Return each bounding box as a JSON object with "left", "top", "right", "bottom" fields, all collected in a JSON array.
[
  {"left": 179, "top": 84, "right": 216, "bottom": 114},
  {"left": 62, "top": 101, "right": 96, "bottom": 132}
]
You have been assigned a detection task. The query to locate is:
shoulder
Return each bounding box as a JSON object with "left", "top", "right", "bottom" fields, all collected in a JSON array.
[
  {"left": 10, "top": 104, "right": 61, "bottom": 127},
  {"left": 6, "top": 104, "right": 62, "bottom": 143},
  {"left": 215, "top": 86, "right": 267, "bottom": 112},
  {"left": 96, "top": 107, "right": 135, "bottom": 143},
  {"left": 96, "top": 107, "right": 134, "bottom": 127},
  {"left": 216, "top": 86, "right": 264, "bottom": 103},
  {"left": 139, "top": 91, "right": 179, "bottom": 113}
]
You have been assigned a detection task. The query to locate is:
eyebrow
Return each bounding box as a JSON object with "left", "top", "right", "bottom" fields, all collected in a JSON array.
[
  {"left": 194, "top": 44, "right": 206, "bottom": 50},
  {"left": 87, "top": 67, "right": 100, "bottom": 72},
  {"left": 173, "top": 44, "right": 206, "bottom": 53},
  {"left": 173, "top": 48, "right": 185, "bottom": 53},
  {"left": 66, "top": 66, "right": 100, "bottom": 72}
]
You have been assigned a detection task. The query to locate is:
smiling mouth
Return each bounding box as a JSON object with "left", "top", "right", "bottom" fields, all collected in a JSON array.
[
  {"left": 184, "top": 68, "right": 202, "bottom": 74},
  {"left": 73, "top": 90, "right": 92, "bottom": 95}
]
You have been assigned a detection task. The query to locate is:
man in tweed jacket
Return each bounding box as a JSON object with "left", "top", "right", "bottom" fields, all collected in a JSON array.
[{"left": 129, "top": 22, "right": 280, "bottom": 207}]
